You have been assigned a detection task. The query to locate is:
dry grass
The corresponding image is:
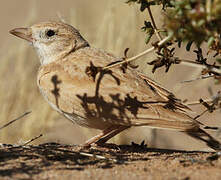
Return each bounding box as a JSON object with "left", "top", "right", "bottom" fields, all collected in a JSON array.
[{"left": 0, "top": 0, "right": 220, "bottom": 149}]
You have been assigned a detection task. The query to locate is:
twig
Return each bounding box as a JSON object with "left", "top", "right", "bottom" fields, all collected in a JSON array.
[
  {"left": 185, "top": 91, "right": 221, "bottom": 106},
  {"left": 0, "top": 111, "right": 31, "bottom": 131},
  {"left": 103, "top": 35, "right": 172, "bottom": 70},
  {"left": 192, "top": 94, "right": 221, "bottom": 120},
  {"left": 22, "top": 134, "right": 43, "bottom": 146},
  {"left": 147, "top": 5, "right": 162, "bottom": 41},
  {"left": 181, "top": 75, "right": 215, "bottom": 83},
  {"left": 179, "top": 59, "right": 221, "bottom": 74},
  {"left": 206, "top": 0, "right": 212, "bottom": 22},
  {"left": 79, "top": 152, "right": 117, "bottom": 162},
  {"left": 193, "top": 109, "right": 208, "bottom": 120},
  {"left": 185, "top": 99, "right": 212, "bottom": 106}
]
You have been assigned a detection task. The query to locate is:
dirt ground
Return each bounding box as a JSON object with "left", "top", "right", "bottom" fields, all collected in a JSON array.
[{"left": 0, "top": 143, "right": 221, "bottom": 180}]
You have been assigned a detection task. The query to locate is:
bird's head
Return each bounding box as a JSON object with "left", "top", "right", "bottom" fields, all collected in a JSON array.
[{"left": 10, "top": 21, "right": 89, "bottom": 65}]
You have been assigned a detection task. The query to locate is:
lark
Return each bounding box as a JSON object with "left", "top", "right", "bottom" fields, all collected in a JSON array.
[{"left": 10, "top": 21, "right": 221, "bottom": 150}]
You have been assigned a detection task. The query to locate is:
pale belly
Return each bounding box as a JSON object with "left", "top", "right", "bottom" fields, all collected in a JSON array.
[{"left": 38, "top": 86, "right": 115, "bottom": 130}]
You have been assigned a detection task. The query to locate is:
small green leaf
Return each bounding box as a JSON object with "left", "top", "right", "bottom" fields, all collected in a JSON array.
[
  {"left": 145, "top": 33, "right": 153, "bottom": 44},
  {"left": 208, "top": 37, "right": 215, "bottom": 47},
  {"left": 197, "top": 19, "right": 205, "bottom": 27}
]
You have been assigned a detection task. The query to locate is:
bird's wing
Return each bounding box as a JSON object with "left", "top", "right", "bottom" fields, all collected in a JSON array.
[
  {"left": 37, "top": 47, "right": 199, "bottom": 131},
  {"left": 136, "top": 71, "right": 192, "bottom": 112}
]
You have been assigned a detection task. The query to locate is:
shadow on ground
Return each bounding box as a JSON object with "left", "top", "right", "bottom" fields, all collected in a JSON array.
[{"left": 0, "top": 142, "right": 220, "bottom": 179}]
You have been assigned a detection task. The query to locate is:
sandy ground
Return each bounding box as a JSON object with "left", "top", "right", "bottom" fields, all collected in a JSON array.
[{"left": 0, "top": 143, "right": 221, "bottom": 180}]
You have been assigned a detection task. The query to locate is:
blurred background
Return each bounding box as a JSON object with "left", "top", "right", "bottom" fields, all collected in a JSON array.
[{"left": 0, "top": 0, "right": 220, "bottom": 150}]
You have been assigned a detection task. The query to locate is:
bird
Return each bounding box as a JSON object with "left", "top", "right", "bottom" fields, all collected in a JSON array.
[{"left": 10, "top": 21, "right": 221, "bottom": 150}]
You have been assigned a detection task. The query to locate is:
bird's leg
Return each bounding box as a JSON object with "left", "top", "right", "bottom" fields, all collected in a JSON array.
[
  {"left": 83, "top": 125, "right": 129, "bottom": 147},
  {"left": 84, "top": 126, "right": 118, "bottom": 146},
  {"left": 96, "top": 126, "right": 129, "bottom": 144}
]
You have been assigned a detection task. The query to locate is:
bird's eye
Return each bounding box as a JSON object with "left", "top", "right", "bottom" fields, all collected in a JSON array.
[{"left": 46, "top": 29, "right": 55, "bottom": 37}]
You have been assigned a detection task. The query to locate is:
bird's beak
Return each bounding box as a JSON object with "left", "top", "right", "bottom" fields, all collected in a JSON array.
[{"left": 9, "top": 28, "right": 33, "bottom": 42}]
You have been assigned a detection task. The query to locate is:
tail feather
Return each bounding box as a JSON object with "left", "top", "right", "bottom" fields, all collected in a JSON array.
[{"left": 187, "top": 128, "right": 221, "bottom": 151}]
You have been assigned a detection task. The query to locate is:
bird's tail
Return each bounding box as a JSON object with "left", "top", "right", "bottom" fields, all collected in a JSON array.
[{"left": 187, "top": 128, "right": 221, "bottom": 151}]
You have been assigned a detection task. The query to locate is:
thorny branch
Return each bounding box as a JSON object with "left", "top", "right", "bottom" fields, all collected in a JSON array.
[
  {"left": 146, "top": 4, "right": 162, "bottom": 41},
  {"left": 102, "top": 35, "right": 172, "bottom": 70},
  {"left": 102, "top": 39, "right": 221, "bottom": 78}
]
